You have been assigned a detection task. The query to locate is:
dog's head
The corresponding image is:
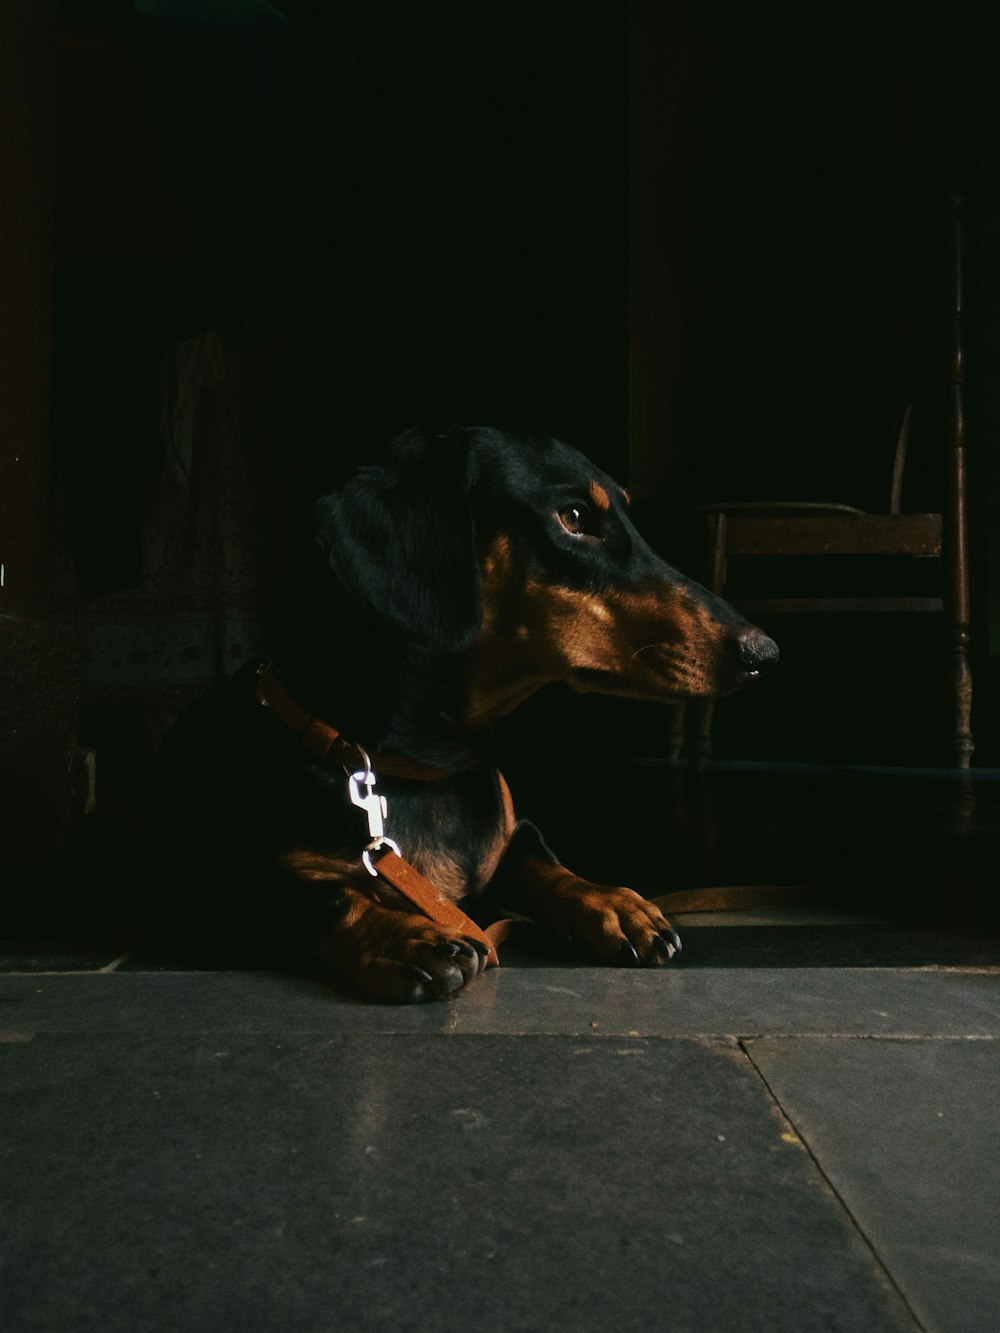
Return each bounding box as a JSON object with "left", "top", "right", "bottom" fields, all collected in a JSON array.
[{"left": 314, "top": 427, "right": 777, "bottom": 726}]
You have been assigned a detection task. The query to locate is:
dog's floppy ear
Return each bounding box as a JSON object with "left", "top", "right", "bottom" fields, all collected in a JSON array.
[{"left": 314, "top": 429, "right": 482, "bottom": 651}]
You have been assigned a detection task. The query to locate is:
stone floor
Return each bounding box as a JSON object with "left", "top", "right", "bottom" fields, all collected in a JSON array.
[{"left": 2, "top": 760, "right": 999, "bottom": 1333}]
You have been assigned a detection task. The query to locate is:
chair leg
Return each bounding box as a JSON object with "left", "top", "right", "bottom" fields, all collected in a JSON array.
[
  {"left": 666, "top": 703, "right": 687, "bottom": 761},
  {"left": 692, "top": 699, "right": 715, "bottom": 769},
  {"left": 692, "top": 512, "right": 728, "bottom": 769},
  {"left": 947, "top": 194, "right": 974, "bottom": 770},
  {"left": 950, "top": 639, "right": 974, "bottom": 769}
]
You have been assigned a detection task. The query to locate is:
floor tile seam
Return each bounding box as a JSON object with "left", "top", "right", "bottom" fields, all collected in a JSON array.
[
  {"left": 437, "top": 1030, "right": 1000, "bottom": 1042},
  {"left": 496, "top": 1029, "right": 1000, "bottom": 1043},
  {"left": 3, "top": 964, "right": 998, "bottom": 979},
  {"left": 1, "top": 961, "right": 132, "bottom": 977},
  {"left": 3, "top": 1027, "right": 995, "bottom": 1042},
  {"left": 0, "top": 963, "right": 275, "bottom": 978},
  {"left": 686, "top": 969, "right": 1000, "bottom": 977},
  {"left": 737, "top": 1037, "right": 929, "bottom": 1333},
  {"left": 727, "top": 1031, "right": 999, "bottom": 1043},
  {"left": 900, "top": 966, "right": 1000, "bottom": 975},
  {"left": 2, "top": 969, "right": 122, "bottom": 977}
]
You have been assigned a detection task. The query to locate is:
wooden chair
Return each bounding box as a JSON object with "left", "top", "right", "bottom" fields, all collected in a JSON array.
[{"left": 685, "top": 195, "right": 973, "bottom": 768}]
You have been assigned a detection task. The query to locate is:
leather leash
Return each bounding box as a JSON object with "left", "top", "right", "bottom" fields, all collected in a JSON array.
[
  {"left": 256, "top": 660, "right": 452, "bottom": 782},
  {"left": 256, "top": 661, "right": 503, "bottom": 963},
  {"left": 372, "top": 850, "right": 510, "bottom": 966}
]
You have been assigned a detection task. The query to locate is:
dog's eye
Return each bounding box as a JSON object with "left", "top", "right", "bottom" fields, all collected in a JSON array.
[{"left": 557, "top": 503, "right": 593, "bottom": 536}]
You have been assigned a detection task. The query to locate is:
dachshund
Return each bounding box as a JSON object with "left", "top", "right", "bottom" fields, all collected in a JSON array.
[{"left": 157, "top": 427, "right": 777, "bottom": 1001}]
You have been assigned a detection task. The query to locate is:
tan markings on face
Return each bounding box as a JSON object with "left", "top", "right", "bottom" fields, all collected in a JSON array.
[
  {"left": 519, "top": 581, "right": 627, "bottom": 675},
  {"left": 588, "top": 480, "right": 611, "bottom": 511},
  {"left": 466, "top": 536, "right": 739, "bottom": 723},
  {"left": 594, "top": 585, "right": 736, "bottom": 698},
  {"left": 519, "top": 581, "right": 735, "bottom": 702},
  {"left": 481, "top": 534, "right": 512, "bottom": 582},
  {"left": 475, "top": 535, "right": 516, "bottom": 641},
  {"left": 465, "top": 536, "right": 551, "bottom": 724}
]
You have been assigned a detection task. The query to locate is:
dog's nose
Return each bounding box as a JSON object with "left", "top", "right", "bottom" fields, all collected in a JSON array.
[{"left": 735, "top": 627, "right": 779, "bottom": 678}]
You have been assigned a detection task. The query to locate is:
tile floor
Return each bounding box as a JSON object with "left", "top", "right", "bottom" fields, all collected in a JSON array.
[{"left": 2, "top": 760, "right": 998, "bottom": 1333}]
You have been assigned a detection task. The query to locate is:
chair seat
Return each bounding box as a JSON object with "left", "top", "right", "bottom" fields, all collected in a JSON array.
[
  {"left": 722, "top": 512, "right": 942, "bottom": 558},
  {"left": 735, "top": 596, "right": 944, "bottom": 614}
]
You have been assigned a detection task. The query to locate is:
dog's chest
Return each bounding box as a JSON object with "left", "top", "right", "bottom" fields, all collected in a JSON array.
[{"left": 383, "top": 768, "right": 515, "bottom": 903}]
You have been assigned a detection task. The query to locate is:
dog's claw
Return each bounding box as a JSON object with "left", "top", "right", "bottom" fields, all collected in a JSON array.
[
  {"left": 401, "top": 960, "right": 464, "bottom": 1001},
  {"left": 400, "top": 964, "right": 436, "bottom": 1001},
  {"left": 435, "top": 964, "right": 466, "bottom": 996},
  {"left": 651, "top": 929, "right": 681, "bottom": 961},
  {"left": 462, "top": 938, "right": 491, "bottom": 973},
  {"left": 438, "top": 937, "right": 487, "bottom": 979},
  {"left": 619, "top": 940, "right": 640, "bottom": 966}
]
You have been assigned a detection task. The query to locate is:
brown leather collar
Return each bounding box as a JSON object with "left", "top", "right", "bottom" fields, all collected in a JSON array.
[{"left": 255, "top": 661, "right": 454, "bottom": 781}]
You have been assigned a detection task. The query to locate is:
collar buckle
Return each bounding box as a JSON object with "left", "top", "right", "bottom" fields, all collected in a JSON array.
[{"left": 348, "top": 761, "right": 401, "bottom": 875}]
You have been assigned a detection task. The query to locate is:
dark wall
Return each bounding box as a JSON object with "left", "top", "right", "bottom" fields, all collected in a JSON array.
[
  {"left": 55, "top": 0, "right": 988, "bottom": 544},
  {"left": 263, "top": 0, "right": 629, "bottom": 486},
  {"left": 632, "top": 0, "right": 974, "bottom": 508}
]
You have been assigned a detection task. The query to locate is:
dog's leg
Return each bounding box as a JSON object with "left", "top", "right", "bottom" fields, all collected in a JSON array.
[
  {"left": 490, "top": 822, "right": 681, "bottom": 966},
  {"left": 284, "top": 851, "right": 491, "bottom": 1002}
]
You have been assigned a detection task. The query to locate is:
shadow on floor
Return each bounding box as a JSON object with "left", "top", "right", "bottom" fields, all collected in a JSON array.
[{"left": 3, "top": 759, "right": 998, "bottom": 976}]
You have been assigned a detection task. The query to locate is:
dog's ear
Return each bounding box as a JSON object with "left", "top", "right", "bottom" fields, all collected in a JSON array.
[{"left": 313, "top": 429, "right": 482, "bottom": 651}]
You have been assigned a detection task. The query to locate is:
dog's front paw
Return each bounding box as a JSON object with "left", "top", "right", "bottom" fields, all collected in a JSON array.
[
  {"left": 318, "top": 906, "right": 492, "bottom": 1003},
  {"left": 557, "top": 883, "right": 682, "bottom": 967}
]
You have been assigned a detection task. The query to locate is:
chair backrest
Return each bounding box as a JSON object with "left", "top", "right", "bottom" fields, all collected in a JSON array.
[
  {"left": 889, "top": 195, "right": 964, "bottom": 518},
  {"left": 947, "top": 192, "right": 971, "bottom": 657},
  {"left": 889, "top": 402, "right": 912, "bottom": 515}
]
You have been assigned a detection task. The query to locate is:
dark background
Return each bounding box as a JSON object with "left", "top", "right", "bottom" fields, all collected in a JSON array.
[
  {"left": 266, "top": 0, "right": 630, "bottom": 482},
  {"left": 54, "top": 0, "right": 993, "bottom": 518},
  {"left": 5, "top": 0, "right": 1000, "bottom": 872}
]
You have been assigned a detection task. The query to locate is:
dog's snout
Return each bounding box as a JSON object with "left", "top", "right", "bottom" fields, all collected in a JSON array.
[{"left": 735, "top": 627, "right": 779, "bottom": 678}]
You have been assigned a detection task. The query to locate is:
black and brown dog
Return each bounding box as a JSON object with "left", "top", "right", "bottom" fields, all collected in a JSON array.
[{"left": 159, "top": 426, "right": 777, "bottom": 1001}]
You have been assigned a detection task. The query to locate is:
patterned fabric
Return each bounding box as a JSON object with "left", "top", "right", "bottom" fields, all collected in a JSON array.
[{"left": 75, "top": 327, "right": 282, "bottom": 726}]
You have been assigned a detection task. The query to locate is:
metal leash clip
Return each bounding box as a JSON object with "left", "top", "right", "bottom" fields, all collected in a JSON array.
[{"left": 347, "top": 751, "right": 401, "bottom": 876}]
